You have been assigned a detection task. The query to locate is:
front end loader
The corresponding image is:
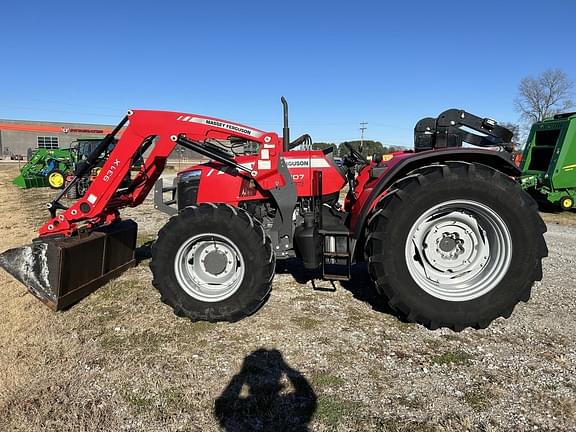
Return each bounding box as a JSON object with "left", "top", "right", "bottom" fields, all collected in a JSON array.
[{"left": 0, "top": 99, "right": 547, "bottom": 331}]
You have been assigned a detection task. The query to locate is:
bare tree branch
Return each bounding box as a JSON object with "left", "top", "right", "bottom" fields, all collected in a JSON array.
[{"left": 514, "top": 69, "right": 574, "bottom": 125}]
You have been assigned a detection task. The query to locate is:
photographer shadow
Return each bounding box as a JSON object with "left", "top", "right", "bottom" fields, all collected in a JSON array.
[{"left": 214, "top": 348, "right": 317, "bottom": 432}]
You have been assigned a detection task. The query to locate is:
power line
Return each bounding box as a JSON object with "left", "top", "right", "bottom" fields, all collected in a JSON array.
[{"left": 360, "top": 121, "right": 368, "bottom": 150}]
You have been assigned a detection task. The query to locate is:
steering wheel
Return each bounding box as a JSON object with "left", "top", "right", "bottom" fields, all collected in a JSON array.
[{"left": 343, "top": 142, "right": 366, "bottom": 164}]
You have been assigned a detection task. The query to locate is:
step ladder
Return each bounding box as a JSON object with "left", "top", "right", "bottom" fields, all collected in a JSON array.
[{"left": 319, "top": 228, "right": 351, "bottom": 281}]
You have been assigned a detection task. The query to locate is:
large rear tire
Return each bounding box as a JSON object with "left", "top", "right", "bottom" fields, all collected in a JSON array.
[
  {"left": 151, "top": 204, "right": 275, "bottom": 322},
  {"left": 366, "top": 162, "right": 547, "bottom": 331}
]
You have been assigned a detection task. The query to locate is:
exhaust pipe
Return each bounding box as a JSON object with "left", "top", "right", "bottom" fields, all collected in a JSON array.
[
  {"left": 281, "top": 96, "right": 290, "bottom": 152},
  {"left": 0, "top": 220, "right": 137, "bottom": 310}
]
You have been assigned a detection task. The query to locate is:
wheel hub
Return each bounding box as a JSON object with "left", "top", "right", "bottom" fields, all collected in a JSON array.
[
  {"left": 438, "top": 235, "right": 458, "bottom": 253},
  {"left": 203, "top": 250, "right": 228, "bottom": 275},
  {"left": 421, "top": 218, "right": 485, "bottom": 272},
  {"left": 405, "top": 200, "right": 512, "bottom": 302},
  {"left": 175, "top": 233, "right": 245, "bottom": 303}
]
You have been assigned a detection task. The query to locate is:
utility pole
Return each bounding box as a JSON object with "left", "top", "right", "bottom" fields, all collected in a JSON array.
[{"left": 359, "top": 121, "right": 368, "bottom": 152}]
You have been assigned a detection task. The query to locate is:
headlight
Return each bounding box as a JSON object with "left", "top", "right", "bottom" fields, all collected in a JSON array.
[{"left": 178, "top": 169, "right": 202, "bottom": 182}]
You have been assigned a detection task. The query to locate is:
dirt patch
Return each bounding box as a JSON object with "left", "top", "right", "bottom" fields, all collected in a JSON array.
[
  {"left": 539, "top": 209, "right": 576, "bottom": 226},
  {"left": 0, "top": 164, "right": 575, "bottom": 431}
]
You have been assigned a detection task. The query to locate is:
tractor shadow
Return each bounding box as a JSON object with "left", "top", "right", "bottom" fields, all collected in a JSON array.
[
  {"left": 214, "top": 348, "right": 317, "bottom": 432},
  {"left": 276, "top": 259, "right": 401, "bottom": 318}
]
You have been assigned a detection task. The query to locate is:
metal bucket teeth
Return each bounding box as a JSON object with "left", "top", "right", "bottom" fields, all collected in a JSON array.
[{"left": 0, "top": 220, "right": 137, "bottom": 310}]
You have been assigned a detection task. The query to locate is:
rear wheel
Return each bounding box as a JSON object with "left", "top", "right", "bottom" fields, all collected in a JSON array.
[
  {"left": 366, "top": 162, "right": 547, "bottom": 331},
  {"left": 47, "top": 170, "right": 65, "bottom": 189},
  {"left": 151, "top": 203, "right": 275, "bottom": 322}
]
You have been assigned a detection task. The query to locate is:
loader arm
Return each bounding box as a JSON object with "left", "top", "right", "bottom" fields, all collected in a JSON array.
[
  {"left": 39, "top": 110, "right": 287, "bottom": 237},
  {"left": 414, "top": 109, "right": 514, "bottom": 151}
]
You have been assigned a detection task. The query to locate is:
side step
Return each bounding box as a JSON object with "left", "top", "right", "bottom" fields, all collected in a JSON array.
[
  {"left": 319, "top": 228, "right": 351, "bottom": 281},
  {"left": 0, "top": 219, "right": 137, "bottom": 310}
]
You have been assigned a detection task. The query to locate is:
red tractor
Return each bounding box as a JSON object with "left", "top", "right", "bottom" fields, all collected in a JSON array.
[{"left": 0, "top": 98, "right": 547, "bottom": 331}]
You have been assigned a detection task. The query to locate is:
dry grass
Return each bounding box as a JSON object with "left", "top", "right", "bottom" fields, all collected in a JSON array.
[{"left": 0, "top": 164, "right": 575, "bottom": 431}]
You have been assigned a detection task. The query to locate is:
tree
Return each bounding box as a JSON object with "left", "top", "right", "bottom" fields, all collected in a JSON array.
[
  {"left": 339, "top": 140, "right": 385, "bottom": 158},
  {"left": 311, "top": 142, "right": 337, "bottom": 153},
  {"left": 514, "top": 69, "right": 574, "bottom": 124},
  {"left": 498, "top": 121, "right": 525, "bottom": 149},
  {"left": 381, "top": 145, "right": 406, "bottom": 154},
  {"left": 498, "top": 121, "right": 520, "bottom": 141}
]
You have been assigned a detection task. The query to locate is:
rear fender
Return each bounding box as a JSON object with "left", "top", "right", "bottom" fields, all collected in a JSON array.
[{"left": 350, "top": 149, "right": 520, "bottom": 257}]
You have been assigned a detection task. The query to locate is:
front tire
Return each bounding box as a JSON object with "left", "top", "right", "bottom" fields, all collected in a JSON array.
[
  {"left": 47, "top": 170, "right": 65, "bottom": 189},
  {"left": 366, "top": 162, "right": 547, "bottom": 331},
  {"left": 560, "top": 196, "right": 573, "bottom": 210},
  {"left": 151, "top": 204, "right": 275, "bottom": 322}
]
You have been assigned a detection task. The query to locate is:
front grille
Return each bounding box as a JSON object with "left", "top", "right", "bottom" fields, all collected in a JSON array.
[{"left": 177, "top": 178, "right": 200, "bottom": 210}]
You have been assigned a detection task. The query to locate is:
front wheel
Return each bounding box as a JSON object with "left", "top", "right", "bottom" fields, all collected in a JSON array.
[
  {"left": 366, "top": 162, "right": 548, "bottom": 331},
  {"left": 151, "top": 204, "right": 275, "bottom": 322},
  {"left": 560, "top": 196, "right": 574, "bottom": 210},
  {"left": 47, "top": 170, "right": 65, "bottom": 189}
]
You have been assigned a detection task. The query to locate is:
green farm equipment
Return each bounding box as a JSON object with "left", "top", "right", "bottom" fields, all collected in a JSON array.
[
  {"left": 12, "top": 148, "right": 74, "bottom": 189},
  {"left": 64, "top": 138, "right": 117, "bottom": 198},
  {"left": 12, "top": 138, "right": 113, "bottom": 191},
  {"left": 520, "top": 112, "right": 576, "bottom": 210}
]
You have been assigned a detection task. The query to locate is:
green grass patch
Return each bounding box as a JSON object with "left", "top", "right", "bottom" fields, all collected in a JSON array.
[
  {"left": 441, "top": 333, "right": 466, "bottom": 342},
  {"left": 89, "top": 306, "right": 121, "bottom": 325},
  {"left": 345, "top": 306, "right": 368, "bottom": 322},
  {"left": 137, "top": 233, "right": 157, "bottom": 245},
  {"left": 464, "top": 385, "right": 495, "bottom": 411},
  {"left": 393, "top": 320, "right": 418, "bottom": 332},
  {"left": 550, "top": 395, "right": 576, "bottom": 420},
  {"left": 396, "top": 395, "right": 424, "bottom": 409},
  {"left": 99, "top": 329, "right": 166, "bottom": 353},
  {"left": 423, "top": 338, "right": 443, "bottom": 349},
  {"left": 372, "top": 417, "right": 437, "bottom": 432},
  {"left": 97, "top": 280, "right": 144, "bottom": 302},
  {"left": 312, "top": 372, "right": 346, "bottom": 389},
  {"left": 291, "top": 294, "right": 314, "bottom": 302},
  {"left": 122, "top": 388, "right": 155, "bottom": 414},
  {"left": 157, "top": 387, "right": 195, "bottom": 414},
  {"left": 316, "top": 396, "right": 361, "bottom": 427},
  {"left": 186, "top": 321, "right": 215, "bottom": 333},
  {"left": 431, "top": 350, "right": 473, "bottom": 366},
  {"left": 291, "top": 316, "right": 321, "bottom": 330},
  {"left": 99, "top": 319, "right": 215, "bottom": 351}
]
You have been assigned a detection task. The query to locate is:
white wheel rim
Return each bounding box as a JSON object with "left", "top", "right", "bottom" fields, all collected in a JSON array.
[
  {"left": 405, "top": 199, "right": 512, "bottom": 302},
  {"left": 174, "top": 233, "right": 245, "bottom": 302}
]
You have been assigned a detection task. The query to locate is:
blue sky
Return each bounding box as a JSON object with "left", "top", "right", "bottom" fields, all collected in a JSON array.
[{"left": 1, "top": 1, "right": 575, "bottom": 147}]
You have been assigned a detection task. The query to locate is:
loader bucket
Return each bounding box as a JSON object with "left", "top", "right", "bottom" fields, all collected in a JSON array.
[
  {"left": 0, "top": 219, "right": 137, "bottom": 310},
  {"left": 12, "top": 175, "right": 49, "bottom": 189},
  {"left": 12, "top": 175, "right": 27, "bottom": 188}
]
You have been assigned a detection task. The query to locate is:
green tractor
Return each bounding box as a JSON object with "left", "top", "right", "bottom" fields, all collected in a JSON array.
[
  {"left": 520, "top": 112, "right": 576, "bottom": 210},
  {"left": 12, "top": 148, "right": 74, "bottom": 189},
  {"left": 64, "top": 138, "right": 144, "bottom": 199},
  {"left": 12, "top": 138, "right": 113, "bottom": 192},
  {"left": 64, "top": 138, "right": 116, "bottom": 198}
]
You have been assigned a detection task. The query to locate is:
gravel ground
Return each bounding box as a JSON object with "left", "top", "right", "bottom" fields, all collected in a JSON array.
[{"left": 0, "top": 164, "right": 575, "bottom": 432}]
